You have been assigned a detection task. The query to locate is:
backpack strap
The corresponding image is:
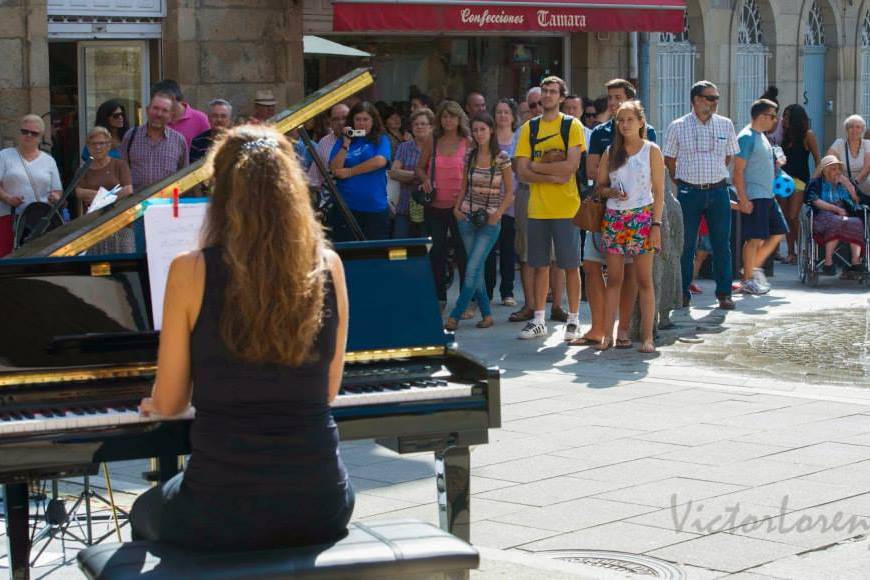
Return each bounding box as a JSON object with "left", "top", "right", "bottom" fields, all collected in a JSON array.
[
  {"left": 560, "top": 115, "right": 573, "bottom": 153},
  {"left": 528, "top": 116, "right": 541, "bottom": 155},
  {"left": 125, "top": 125, "right": 140, "bottom": 161}
]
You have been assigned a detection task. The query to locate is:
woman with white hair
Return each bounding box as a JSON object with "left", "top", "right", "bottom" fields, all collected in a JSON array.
[
  {"left": 827, "top": 115, "right": 870, "bottom": 199},
  {"left": 0, "top": 114, "right": 62, "bottom": 255}
]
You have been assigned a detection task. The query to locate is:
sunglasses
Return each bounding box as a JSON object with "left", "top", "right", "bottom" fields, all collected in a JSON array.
[
  {"left": 702, "top": 95, "right": 720, "bottom": 102},
  {"left": 110, "top": 112, "right": 125, "bottom": 119},
  {"left": 19, "top": 128, "right": 40, "bottom": 137},
  {"left": 583, "top": 112, "right": 597, "bottom": 118}
]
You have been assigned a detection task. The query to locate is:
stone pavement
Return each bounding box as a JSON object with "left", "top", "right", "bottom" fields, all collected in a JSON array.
[{"left": 6, "top": 261, "right": 870, "bottom": 579}]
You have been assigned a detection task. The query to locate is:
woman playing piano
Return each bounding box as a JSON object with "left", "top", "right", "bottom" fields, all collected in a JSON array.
[{"left": 132, "top": 125, "right": 353, "bottom": 550}]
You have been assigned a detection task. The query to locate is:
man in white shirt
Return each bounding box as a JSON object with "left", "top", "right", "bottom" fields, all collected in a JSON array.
[
  {"left": 663, "top": 80, "right": 740, "bottom": 310},
  {"left": 307, "top": 103, "right": 350, "bottom": 192}
]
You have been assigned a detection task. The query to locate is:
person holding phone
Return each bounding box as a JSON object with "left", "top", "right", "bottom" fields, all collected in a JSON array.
[{"left": 329, "top": 101, "right": 392, "bottom": 240}]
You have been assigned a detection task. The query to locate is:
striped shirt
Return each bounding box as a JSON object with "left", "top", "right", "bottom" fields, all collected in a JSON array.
[
  {"left": 460, "top": 151, "right": 512, "bottom": 213},
  {"left": 121, "top": 125, "right": 189, "bottom": 191},
  {"left": 662, "top": 112, "right": 739, "bottom": 185},
  {"left": 306, "top": 132, "right": 339, "bottom": 189}
]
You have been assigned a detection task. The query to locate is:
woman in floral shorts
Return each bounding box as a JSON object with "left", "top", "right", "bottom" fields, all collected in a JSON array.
[{"left": 594, "top": 100, "right": 665, "bottom": 353}]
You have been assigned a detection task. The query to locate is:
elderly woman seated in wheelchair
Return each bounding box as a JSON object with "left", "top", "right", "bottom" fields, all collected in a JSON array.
[{"left": 801, "top": 155, "right": 869, "bottom": 280}]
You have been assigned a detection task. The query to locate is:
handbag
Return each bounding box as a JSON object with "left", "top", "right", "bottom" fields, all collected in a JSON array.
[
  {"left": 412, "top": 138, "right": 436, "bottom": 206},
  {"left": 573, "top": 191, "right": 605, "bottom": 232}
]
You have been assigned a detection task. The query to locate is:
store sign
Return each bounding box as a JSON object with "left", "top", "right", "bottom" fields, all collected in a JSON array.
[{"left": 333, "top": 2, "right": 685, "bottom": 33}]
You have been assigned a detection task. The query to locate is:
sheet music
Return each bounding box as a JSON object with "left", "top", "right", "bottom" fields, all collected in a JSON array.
[{"left": 144, "top": 201, "right": 208, "bottom": 329}]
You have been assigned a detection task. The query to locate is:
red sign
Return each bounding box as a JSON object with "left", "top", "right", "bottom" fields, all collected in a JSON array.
[{"left": 333, "top": 1, "right": 685, "bottom": 33}]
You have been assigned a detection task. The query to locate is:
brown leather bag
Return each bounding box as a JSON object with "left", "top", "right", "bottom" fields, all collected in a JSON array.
[{"left": 573, "top": 193, "right": 605, "bottom": 232}]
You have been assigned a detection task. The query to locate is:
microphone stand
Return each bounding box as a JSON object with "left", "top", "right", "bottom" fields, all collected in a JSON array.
[{"left": 26, "top": 157, "right": 92, "bottom": 243}]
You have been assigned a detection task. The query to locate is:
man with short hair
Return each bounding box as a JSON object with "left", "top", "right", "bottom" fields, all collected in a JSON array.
[
  {"left": 465, "top": 92, "right": 486, "bottom": 117},
  {"left": 122, "top": 93, "right": 188, "bottom": 192},
  {"left": 664, "top": 80, "right": 740, "bottom": 310},
  {"left": 254, "top": 90, "right": 277, "bottom": 122},
  {"left": 513, "top": 76, "right": 586, "bottom": 341},
  {"left": 190, "top": 99, "right": 233, "bottom": 163},
  {"left": 307, "top": 103, "right": 350, "bottom": 191},
  {"left": 733, "top": 98, "right": 786, "bottom": 295},
  {"left": 151, "top": 79, "right": 210, "bottom": 148}
]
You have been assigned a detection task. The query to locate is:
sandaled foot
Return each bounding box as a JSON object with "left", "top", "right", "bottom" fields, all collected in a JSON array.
[
  {"left": 638, "top": 340, "right": 656, "bottom": 353},
  {"left": 615, "top": 338, "right": 633, "bottom": 349},
  {"left": 476, "top": 316, "right": 494, "bottom": 329},
  {"left": 444, "top": 318, "right": 459, "bottom": 331},
  {"left": 594, "top": 337, "right": 613, "bottom": 351}
]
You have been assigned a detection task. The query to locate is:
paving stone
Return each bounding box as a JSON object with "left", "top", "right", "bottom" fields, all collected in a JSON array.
[
  {"left": 517, "top": 520, "right": 701, "bottom": 553},
  {"left": 647, "top": 533, "right": 801, "bottom": 573},
  {"left": 638, "top": 423, "right": 759, "bottom": 446},
  {"left": 550, "top": 438, "right": 686, "bottom": 466},
  {"left": 568, "top": 457, "right": 705, "bottom": 484},
  {"left": 470, "top": 520, "right": 559, "bottom": 550},
  {"left": 348, "top": 456, "right": 434, "bottom": 484},
  {"left": 624, "top": 498, "right": 783, "bottom": 534},
  {"left": 359, "top": 478, "right": 436, "bottom": 504},
  {"left": 746, "top": 535, "right": 870, "bottom": 580},
  {"left": 473, "top": 454, "right": 588, "bottom": 483},
  {"left": 469, "top": 435, "right": 574, "bottom": 467},
  {"left": 760, "top": 442, "right": 870, "bottom": 468},
  {"left": 715, "top": 479, "right": 863, "bottom": 511},
  {"left": 727, "top": 504, "right": 870, "bottom": 548},
  {"left": 490, "top": 497, "right": 658, "bottom": 533},
  {"left": 656, "top": 440, "right": 788, "bottom": 466},
  {"left": 477, "top": 476, "right": 632, "bottom": 507},
  {"left": 688, "top": 458, "right": 824, "bottom": 487},
  {"left": 351, "top": 493, "right": 420, "bottom": 518},
  {"left": 592, "top": 477, "right": 748, "bottom": 509},
  {"left": 710, "top": 410, "right": 827, "bottom": 430},
  {"left": 797, "top": 459, "right": 870, "bottom": 487}
]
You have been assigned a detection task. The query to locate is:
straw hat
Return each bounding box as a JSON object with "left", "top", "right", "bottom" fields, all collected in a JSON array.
[
  {"left": 813, "top": 154, "right": 844, "bottom": 178},
  {"left": 254, "top": 90, "right": 276, "bottom": 106}
]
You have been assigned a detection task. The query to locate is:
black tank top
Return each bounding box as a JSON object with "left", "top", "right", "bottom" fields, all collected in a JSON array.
[
  {"left": 183, "top": 246, "right": 347, "bottom": 496},
  {"left": 782, "top": 139, "right": 811, "bottom": 184}
]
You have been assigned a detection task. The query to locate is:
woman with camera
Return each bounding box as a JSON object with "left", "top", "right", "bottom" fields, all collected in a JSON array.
[
  {"left": 594, "top": 101, "right": 664, "bottom": 353},
  {"left": 416, "top": 100, "right": 471, "bottom": 310},
  {"left": 443, "top": 113, "right": 514, "bottom": 330},
  {"left": 329, "top": 101, "right": 392, "bottom": 240}
]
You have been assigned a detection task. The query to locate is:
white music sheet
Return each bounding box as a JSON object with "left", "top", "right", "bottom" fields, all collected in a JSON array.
[{"left": 144, "top": 201, "right": 208, "bottom": 329}]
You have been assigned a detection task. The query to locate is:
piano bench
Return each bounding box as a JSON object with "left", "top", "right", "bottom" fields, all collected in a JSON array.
[{"left": 76, "top": 518, "right": 479, "bottom": 580}]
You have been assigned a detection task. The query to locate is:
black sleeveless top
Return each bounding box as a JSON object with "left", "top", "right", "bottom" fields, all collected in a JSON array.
[
  {"left": 782, "top": 138, "right": 811, "bottom": 184},
  {"left": 184, "top": 246, "right": 347, "bottom": 496}
]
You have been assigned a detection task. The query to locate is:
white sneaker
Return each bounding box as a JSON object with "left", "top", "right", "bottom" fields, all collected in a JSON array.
[
  {"left": 518, "top": 321, "right": 547, "bottom": 339},
  {"left": 564, "top": 323, "right": 580, "bottom": 342},
  {"left": 752, "top": 268, "right": 770, "bottom": 290},
  {"left": 740, "top": 280, "right": 769, "bottom": 295}
]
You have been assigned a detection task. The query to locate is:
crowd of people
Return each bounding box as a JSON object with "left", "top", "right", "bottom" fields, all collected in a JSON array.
[{"left": 1, "top": 74, "right": 868, "bottom": 352}]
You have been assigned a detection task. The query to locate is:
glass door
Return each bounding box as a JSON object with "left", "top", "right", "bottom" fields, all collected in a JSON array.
[{"left": 78, "top": 41, "right": 150, "bottom": 147}]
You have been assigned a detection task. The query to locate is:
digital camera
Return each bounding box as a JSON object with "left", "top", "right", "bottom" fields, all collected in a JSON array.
[{"left": 469, "top": 208, "right": 488, "bottom": 228}]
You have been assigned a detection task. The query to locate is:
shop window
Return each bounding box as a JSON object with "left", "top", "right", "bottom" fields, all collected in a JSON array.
[
  {"left": 735, "top": 0, "right": 768, "bottom": 129},
  {"left": 657, "top": 13, "right": 694, "bottom": 137}
]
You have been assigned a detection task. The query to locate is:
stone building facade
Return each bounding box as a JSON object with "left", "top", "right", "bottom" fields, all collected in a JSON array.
[
  {"left": 0, "top": 0, "right": 303, "bottom": 179},
  {"left": 304, "top": 0, "right": 870, "bottom": 150}
]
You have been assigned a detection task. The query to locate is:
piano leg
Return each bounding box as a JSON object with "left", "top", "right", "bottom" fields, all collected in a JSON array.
[
  {"left": 3, "top": 483, "right": 30, "bottom": 580},
  {"left": 434, "top": 446, "right": 470, "bottom": 543}
]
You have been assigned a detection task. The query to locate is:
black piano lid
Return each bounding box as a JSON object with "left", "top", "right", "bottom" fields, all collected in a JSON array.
[{"left": 0, "top": 238, "right": 448, "bottom": 378}]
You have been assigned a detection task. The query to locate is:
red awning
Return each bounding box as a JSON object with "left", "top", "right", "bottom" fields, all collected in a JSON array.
[{"left": 333, "top": 0, "right": 685, "bottom": 33}]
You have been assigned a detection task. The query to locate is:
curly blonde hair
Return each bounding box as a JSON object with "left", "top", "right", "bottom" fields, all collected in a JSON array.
[{"left": 202, "top": 124, "right": 327, "bottom": 366}]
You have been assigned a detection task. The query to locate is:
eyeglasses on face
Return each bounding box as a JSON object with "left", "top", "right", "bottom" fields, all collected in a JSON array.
[
  {"left": 19, "top": 128, "right": 40, "bottom": 137},
  {"left": 583, "top": 112, "right": 597, "bottom": 118},
  {"left": 89, "top": 141, "right": 111, "bottom": 147}
]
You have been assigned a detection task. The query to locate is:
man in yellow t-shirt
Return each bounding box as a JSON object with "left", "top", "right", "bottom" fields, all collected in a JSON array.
[{"left": 514, "top": 76, "right": 586, "bottom": 341}]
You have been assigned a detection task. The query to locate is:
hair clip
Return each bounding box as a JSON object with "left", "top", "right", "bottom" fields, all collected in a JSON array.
[{"left": 241, "top": 137, "right": 279, "bottom": 153}]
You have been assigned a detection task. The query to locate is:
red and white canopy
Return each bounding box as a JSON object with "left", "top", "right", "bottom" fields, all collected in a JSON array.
[{"left": 333, "top": 0, "right": 685, "bottom": 33}]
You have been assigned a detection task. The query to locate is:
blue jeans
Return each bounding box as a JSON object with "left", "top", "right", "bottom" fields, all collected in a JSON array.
[
  {"left": 450, "top": 220, "right": 501, "bottom": 320},
  {"left": 678, "top": 184, "right": 733, "bottom": 298}
]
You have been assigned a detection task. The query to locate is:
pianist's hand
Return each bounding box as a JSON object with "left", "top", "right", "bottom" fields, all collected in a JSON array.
[{"left": 139, "top": 397, "right": 156, "bottom": 417}]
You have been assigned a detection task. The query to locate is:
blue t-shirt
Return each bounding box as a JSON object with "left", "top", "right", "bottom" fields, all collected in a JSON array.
[
  {"left": 329, "top": 134, "right": 391, "bottom": 213},
  {"left": 736, "top": 127, "right": 775, "bottom": 200},
  {"left": 588, "top": 118, "right": 657, "bottom": 157}
]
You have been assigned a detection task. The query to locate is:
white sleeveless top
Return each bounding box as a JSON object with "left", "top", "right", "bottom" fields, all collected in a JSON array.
[{"left": 607, "top": 141, "right": 655, "bottom": 211}]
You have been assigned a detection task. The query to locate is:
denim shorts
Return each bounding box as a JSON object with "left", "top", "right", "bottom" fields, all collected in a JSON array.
[{"left": 527, "top": 218, "right": 581, "bottom": 269}]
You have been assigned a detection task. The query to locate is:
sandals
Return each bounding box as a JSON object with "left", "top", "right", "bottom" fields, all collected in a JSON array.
[
  {"left": 615, "top": 338, "right": 633, "bottom": 349},
  {"left": 569, "top": 334, "right": 604, "bottom": 346},
  {"left": 476, "top": 316, "right": 494, "bottom": 329},
  {"left": 509, "top": 308, "right": 534, "bottom": 322},
  {"left": 594, "top": 337, "right": 613, "bottom": 351},
  {"left": 443, "top": 318, "right": 459, "bottom": 331}
]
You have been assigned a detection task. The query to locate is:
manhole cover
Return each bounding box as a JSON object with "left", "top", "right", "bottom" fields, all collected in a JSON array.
[{"left": 538, "top": 550, "right": 685, "bottom": 578}]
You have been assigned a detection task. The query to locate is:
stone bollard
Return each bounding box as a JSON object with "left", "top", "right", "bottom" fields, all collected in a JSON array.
[{"left": 630, "top": 190, "right": 684, "bottom": 338}]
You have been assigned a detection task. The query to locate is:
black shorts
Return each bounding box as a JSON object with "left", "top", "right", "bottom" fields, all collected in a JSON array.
[{"left": 742, "top": 198, "right": 788, "bottom": 241}]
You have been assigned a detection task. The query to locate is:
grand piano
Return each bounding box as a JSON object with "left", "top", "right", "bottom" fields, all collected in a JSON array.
[{"left": 0, "top": 69, "right": 500, "bottom": 580}]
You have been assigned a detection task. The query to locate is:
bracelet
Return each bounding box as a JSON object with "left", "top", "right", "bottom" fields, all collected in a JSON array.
[{"left": 651, "top": 221, "right": 663, "bottom": 227}]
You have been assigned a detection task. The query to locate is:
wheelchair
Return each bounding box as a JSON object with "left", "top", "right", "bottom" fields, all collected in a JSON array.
[{"left": 798, "top": 203, "right": 870, "bottom": 286}]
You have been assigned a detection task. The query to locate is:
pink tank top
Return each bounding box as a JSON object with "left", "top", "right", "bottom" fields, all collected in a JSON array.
[{"left": 431, "top": 139, "right": 467, "bottom": 209}]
